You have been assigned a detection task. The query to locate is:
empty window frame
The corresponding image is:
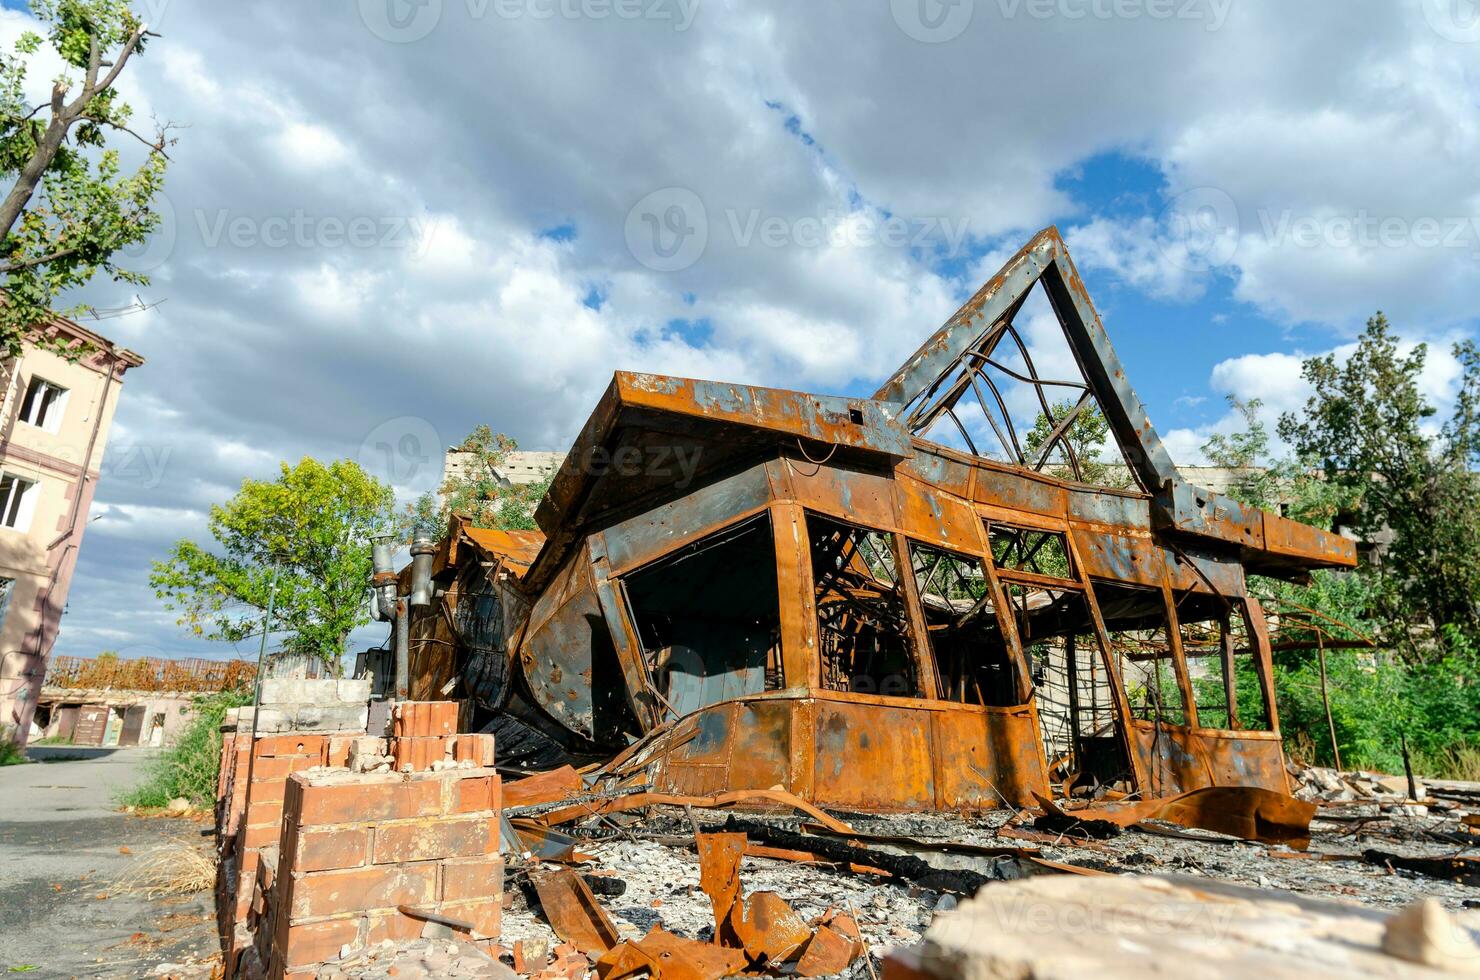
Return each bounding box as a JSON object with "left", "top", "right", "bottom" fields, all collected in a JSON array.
[
  {"left": 1173, "top": 592, "right": 1273, "bottom": 731},
  {"left": 908, "top": 541, "right": 1021, "bottom": 706},
  {"left": 0, "top": 577, "right": 12, "bottom": 631},
  {"left": 0, "top": 474, "right": 37, "bottom": 530},
  {"left": 806, "top": 513, "right": 921, "bottom": 698},
  {"left": 623, "top": 513, "right": 783, "bottom": 721},
  {"left": 988, "top": 522, "right": 1073, "bottom": 579},
  {"left": 1090, "top": 581, "right": 1191, "bottom": 727},
  {"left": 18, "top": 376, "right": 67, "bottom": 431}
]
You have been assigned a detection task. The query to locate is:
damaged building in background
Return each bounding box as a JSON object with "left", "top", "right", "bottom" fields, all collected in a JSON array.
[{"left": 389, "top": 225, "right": 1356, "bottom": 814}]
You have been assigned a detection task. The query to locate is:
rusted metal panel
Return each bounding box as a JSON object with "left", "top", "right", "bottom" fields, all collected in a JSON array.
[
  {"left": 645, "top": 692, "right": 1047, "bottom": 813},
  {"left": 1071, "top": 527, "right": 1163, "bottom": 587},
  {"left": 1125, "top": 722, "right": 1289, "bottom": 796},
  {"left": 896, "top": 474, "right": 984, "bottom": 554},
  {"left": 597, "top": 461, "right": 774, "bottom": 576}
]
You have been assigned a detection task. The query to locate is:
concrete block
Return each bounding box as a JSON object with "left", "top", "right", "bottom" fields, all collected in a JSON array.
[{"left": 337, "top": 678, "right": 372, "bottom": 703}]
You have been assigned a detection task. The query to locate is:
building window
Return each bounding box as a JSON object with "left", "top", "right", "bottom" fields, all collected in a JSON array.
[
  {"left": 0, "top": 474, "right": 38, "bottom": 531},
  {"left": 0, "top": 578, "right": 13, "bottom": 630},
  {"left": 18, "top": 376, "right": 68, "bottom": 431}
]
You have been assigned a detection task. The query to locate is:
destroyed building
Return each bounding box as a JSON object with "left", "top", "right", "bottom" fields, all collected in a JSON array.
[{"left": 394, "top": 226, "right": 1356, "bottom": 813}]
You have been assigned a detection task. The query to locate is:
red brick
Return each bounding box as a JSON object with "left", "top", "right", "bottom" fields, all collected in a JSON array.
[
  {"left": 289, "top": 863, "right": 438, "bottom": 919},
  {"left": 294, "top": 777, "right": 442, "bottom": 824},
  {"left": 390, "top": 736, "right": 451, "bottom": 772},
  {"left": 253, "top": 734, "right": 326, "bottom": 758},
  {"left": 251, "top": 755, "right": 319, "bottom": 781},
  {"left": 365, "top": 909, "right": 422, "bottom": 945},
  {"left": 247, "top": 777, "right": 286, "bottom": 803},
  {"left": 321, "top": 735, "right": 354, "bottom": 768},
  {"left": 392, "top": 701, "right": 458, "bottom": 737},
  {"left": 374, "top": 816, "right": 492, "bottom": 864},
  {"left": 453, "top": 774, "right": 502, "bottom": 814},
  {"left": 295, "top": 826, "right": 370, "bottom": 872},
  {"left": 453, "top": 733, "right": 496, "bottom": 767},
  {"left": 242, "top": 822, "right": 282, "bottom": 849},
  {"left": 441, "top": 856, "right": 504, "bottom": 903},
  {"left": 245, "top": 800, "right": 283, "bottom": 828},
  {"left": 442, "top": 898, "right": 501, "bottom": 940},
  {"left": 280, "top": 917, "right": 360, "bottom": 968}
]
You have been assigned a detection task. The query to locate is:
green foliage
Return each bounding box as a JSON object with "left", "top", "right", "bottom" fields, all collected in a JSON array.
[
  {"left": 408, "top": 425, "right": 554, "bottom": 537},
  {"left": 1195, "top": 324, "right": 1480, "bottom": 776},
  {"left": 121, "top": 688, "right": 250, "bottom": 809},
  {"left": 1023, "top": 399, "right": 1125, "bottom": 486},
  {"left": 0, "top": 0, "right": 172, "bottom": 356},
  {"left": 1279, "top": 313, "right": 1480, "bottom": 648},
  {"left": 150, "top": 458, "right": 400, "bottom": 670},
  {"left": 0, "top": 725, "right": 25, "bottom": 765}
]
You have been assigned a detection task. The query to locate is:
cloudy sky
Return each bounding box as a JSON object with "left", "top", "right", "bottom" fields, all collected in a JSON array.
[{"left": 5, "top": 0, "right": 1478, "bottom": 660}]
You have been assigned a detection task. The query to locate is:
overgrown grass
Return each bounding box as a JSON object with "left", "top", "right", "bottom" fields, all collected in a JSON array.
[
  {"left": 0, "top": 726, "right": 25, "bottom": 766},
  {"left": 120, "top": 689, "right": 252, "bottom": 809}
]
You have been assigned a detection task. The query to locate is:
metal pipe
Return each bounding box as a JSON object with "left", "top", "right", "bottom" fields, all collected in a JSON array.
[
  {"left": 409, "top": 530, "right": 435, "bottom": 608},
  {"left": 394, "top": 597, "right": 409, "bottom": 700},
  {"left": 371, "top": 535, "right": 397, "bottom": 621}
]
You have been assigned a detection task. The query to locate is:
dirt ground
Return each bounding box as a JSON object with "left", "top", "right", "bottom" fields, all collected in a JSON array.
[{"left": 0, "top": 748, "right": 219, "bottom": 979}]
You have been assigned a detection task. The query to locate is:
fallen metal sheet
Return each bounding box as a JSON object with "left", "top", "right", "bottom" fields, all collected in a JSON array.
[
  {"left": 595, "top": 926, "right": 748, "bottom": 980},
  {"left": 532, "top": 868, "right": 622, "bottom": 955},
  {"left": 1057, "top": 786, "right": 1317, "bottom": 849},
  {"left": 510, "top": 817, "right": 586, "bottom": 863},
  {"left": 536, "top": 788, "right": 855, "bottom": 835},
  {"left": 696, "top": 830, "right": 864, "bottom": 973},
  {"left": 504, "top": 765, "right": 585, "bottom": 808},
  {"left": 1363, "top": 850, "right": 1480, "bottom": 886}
]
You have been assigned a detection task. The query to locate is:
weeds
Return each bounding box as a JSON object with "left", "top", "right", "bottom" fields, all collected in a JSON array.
[
  {"left": 120, "top": 689, "right": 251, "bottom": 809},
  {"left": 0, "top": 726, "right": 25, "bottom": 766}
]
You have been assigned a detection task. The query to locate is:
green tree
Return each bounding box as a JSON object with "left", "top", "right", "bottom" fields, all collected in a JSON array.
[
  {"left": 0, "top": 0, "right": 172, "bottom": 356},
  {"left": 1022, "top": 399, "right": 1123, "bottom": 486},
  {"left": 408, "top": 425, "right": 553, "bottom": 537},
  {"left": 150, "top": 458, "right": 398, "bottom": 670},
  {"left": 1278, "top": 313, "right": 1480, "bottom": 649}
]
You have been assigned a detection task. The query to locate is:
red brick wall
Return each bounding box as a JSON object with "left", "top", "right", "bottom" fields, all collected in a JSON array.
[{"left": 267, "top": 768, "right": 504, "bottom": 979}]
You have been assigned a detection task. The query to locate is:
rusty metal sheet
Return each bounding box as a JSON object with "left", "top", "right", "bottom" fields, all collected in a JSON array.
[
  {"left": 533, "top": 869, "right": 621, "bottom": 955},
  {"left": 596, "top": 926, "right": 748, "bottom": 980},
  {"left": 617, "top": 372, "right": 914, "bottom": 457},
  {"left": 639, "top": 692, "right": 1048, "bottom": 814},
  {"left": 1064, "top": 785, "right": 1317, "bottom": 849},
  {"left": 504, "top": 765, "right": 584, "bottom": 809},
  {"left": 1126, "top": 721, "right": 1288, "bottom": 797},
  {"left": 458, "top": 525, "right": 546, "bottom": 577}
]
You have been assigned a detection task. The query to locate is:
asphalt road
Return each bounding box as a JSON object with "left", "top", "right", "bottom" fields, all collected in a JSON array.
[{"left": 0, "top": 748, "right": 218, "bottom": 978}]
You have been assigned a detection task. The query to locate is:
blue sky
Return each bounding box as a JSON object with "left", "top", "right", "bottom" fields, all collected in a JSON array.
[{"left": 1, "top": 0, "right": 1476, "bottom": 661}]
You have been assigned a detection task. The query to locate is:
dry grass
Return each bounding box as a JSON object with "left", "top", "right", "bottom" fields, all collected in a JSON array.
[{"left": 112, "top": 840, "right": 215, "bottom": 899}]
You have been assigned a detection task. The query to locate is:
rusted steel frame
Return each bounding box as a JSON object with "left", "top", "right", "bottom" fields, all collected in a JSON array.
[
  {"left": 987, "top": 323, "right": 1090, "bottom": 481},
  {"left": 1218, "top": 608, "right": 1242, "bottom": 730},
  {"left": 1244, "top": 598, "right": 1283, "bottom": 744},
  {"left": 1065, "top": 528, "right": 1149, "bottom": 792},
  {"left": 589, "top": 544, "right": 662, "bottom": 731},
  {"left": 891, "top": 529, "right": 943, "bottom": 699},
  {"left": 770, "top": 501, "right": 820, "bottom": 689},
  {"left": 1029, "top": 390, "right": 1097, "bottom": 474},
  {"left": 989, "top": 565, "right": 1080, "bottom": 592},
  {"left": 956, "top": 369, "right": 1012, "bottom": 462},
  {"left": 966, "top": 361, "right": 1028, "bottom": 464},
  {"left": 943, "top": 404, "right": 980, "bottom": 457},
  {"left": 876, "top": 232, "right": 1051, "bottom": 408},
  {"left": 902, "top": 299, "right": 1023, "bottom": 430},
  {"left": 1158, "top": 578, "right": 1200, "bottom": 729},
  {"left": 971, "top": 519, "right": 1044, "bottom": 706}
]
